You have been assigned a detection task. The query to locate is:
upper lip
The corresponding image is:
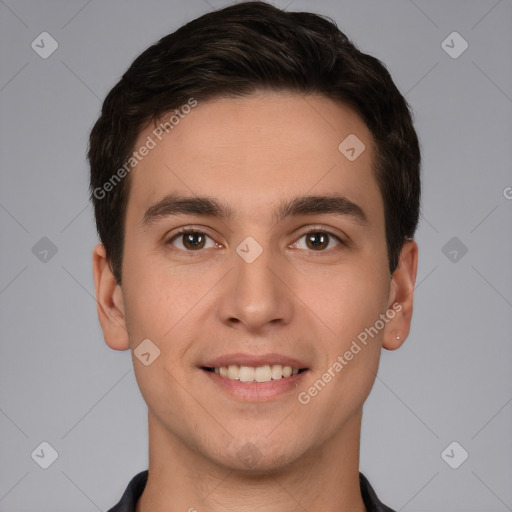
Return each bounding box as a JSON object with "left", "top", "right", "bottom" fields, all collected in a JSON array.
[{"left": 202, "top": 353, "right": 309, "bottom": 369}]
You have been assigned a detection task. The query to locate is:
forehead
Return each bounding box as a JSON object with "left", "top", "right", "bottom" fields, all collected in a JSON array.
[{"left": 126, "top": 92, "right": 382, "bottom": 225}]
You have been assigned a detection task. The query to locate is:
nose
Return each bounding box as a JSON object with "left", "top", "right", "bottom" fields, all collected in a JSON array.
[{"left": 216, "top": 241, "right": 294, "bottom": 333}]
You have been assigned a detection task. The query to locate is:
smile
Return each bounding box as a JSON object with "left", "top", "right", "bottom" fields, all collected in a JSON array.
[{"left": 203, "top": 364, "right": 307, "bottom": 382}]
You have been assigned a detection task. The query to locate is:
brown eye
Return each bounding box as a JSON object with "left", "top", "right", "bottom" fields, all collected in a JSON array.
[
  {"left": 168, "top": 230, "right": 216, "bottom": 251},
  {"left": 305, "top": 232, "right": 329, "bottom": 250},
  {"left": 291, "top": 230, "right": 342, "bottom": 252},
  {"left": 182, "top": 232, "right": 206, "bottom": 250}
]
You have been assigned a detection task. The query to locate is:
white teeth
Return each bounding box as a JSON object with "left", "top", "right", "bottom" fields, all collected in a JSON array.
[
  {"left": 239, "top": 366, "right": 255, "bottom": 382},
  {"left": 271, "top": 364, "right": 283, "bottom": 380},
  {"left": 227, "top": 365, "right": 239, "bottom": 380},
  {"left": 254, "top": 365, "right": 272, "bottom": 383},
  {"left": 211, "top": 364, "right": 302, "bottom": 382}
]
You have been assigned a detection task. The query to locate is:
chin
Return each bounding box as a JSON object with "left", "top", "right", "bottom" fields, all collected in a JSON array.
[{"left": 211, "top": 436, "right": 307, "bottom": 474}]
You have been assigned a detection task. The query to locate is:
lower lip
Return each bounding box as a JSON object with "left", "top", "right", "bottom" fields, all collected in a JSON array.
[{"left": 201, "top": 368, "right": 308, "bottom": 401}]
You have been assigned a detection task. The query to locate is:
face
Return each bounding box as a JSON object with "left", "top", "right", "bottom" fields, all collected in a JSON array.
[{"left": 94, "top": 92, "right": 417, "bottom": 472}]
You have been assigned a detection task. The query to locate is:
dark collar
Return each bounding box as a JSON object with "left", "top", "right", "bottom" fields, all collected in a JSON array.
[{"left": 107, "top": 470, "right": 396, "bottom": 512}]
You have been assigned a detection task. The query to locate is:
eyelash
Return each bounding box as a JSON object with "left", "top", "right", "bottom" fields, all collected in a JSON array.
[{"left": 165, "top": 226, "right": 346, "bottom": 253}]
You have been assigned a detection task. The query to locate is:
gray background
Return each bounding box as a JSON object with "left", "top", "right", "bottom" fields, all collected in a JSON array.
[{"left": 1, "top": 0, "right": 511, "bottom": 510}]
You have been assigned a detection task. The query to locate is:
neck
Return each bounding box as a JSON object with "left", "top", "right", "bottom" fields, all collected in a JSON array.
[{"left": 136, "top": 411, "right": 366, "bottom": 512}]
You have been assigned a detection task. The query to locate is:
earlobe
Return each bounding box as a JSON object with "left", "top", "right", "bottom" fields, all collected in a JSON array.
[
  {"left": 92, "top": 243, "right": 130, "bottom": 351},
  {"left": 382, "top": 239, "right": 418, "bottom": 351},
  {"left": 384, "top": 330, "right": 406, "bottom": 351}
]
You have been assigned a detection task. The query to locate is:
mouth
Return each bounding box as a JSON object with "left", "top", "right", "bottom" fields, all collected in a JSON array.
[
  {"left": 200, "top": 353, "right": 310, "bottom": 401},
  {"left": 201, "top": 364, "right": 308, "bottom": 383},
  {"left": 200, "top": 357, "right": 310, "bottom": 401}
]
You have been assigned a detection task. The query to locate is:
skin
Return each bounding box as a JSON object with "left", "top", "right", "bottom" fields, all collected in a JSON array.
[{"left": 93, "top": 92, "right": 418, "bottom": 512}]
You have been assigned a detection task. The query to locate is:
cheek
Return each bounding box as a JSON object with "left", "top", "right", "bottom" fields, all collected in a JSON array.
[
  {"left": 122, "top": 250, "right": 201, "bottom": 341},
  {"left": 295, "top": 270, "right": 387, "bottom": 428},
  {"left": 292, "top": 257, "right": 390, "bottom": 343}
]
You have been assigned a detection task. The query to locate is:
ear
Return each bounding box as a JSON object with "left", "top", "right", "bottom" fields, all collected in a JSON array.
[
  {"left": 92, "top": 243, "right": 130, "bottom": 351},
  {"left": 382, "top": 239, "right": 418, "bottom": 351}
]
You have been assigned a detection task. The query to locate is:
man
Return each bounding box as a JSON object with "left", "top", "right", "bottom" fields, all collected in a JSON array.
[{"left": 89, "top": 2, "right": 420, "bottom": 510}]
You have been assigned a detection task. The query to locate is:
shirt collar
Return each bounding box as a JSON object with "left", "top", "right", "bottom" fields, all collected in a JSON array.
[{"left": 107, "top": 470, "right": 396, "bottom": 512}]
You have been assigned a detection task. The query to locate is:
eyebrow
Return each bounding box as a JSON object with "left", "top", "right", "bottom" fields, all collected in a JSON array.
[{"left": 142, "top": 193, "right": 368, "bottom": 228}]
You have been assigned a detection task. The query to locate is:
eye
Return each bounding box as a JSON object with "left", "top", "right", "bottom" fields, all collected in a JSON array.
[
  {"left": 290, "top": 229, "right": 343, "bottom": 251},
  {"left": 167, "top": 230, "right": 218, "bottom": 251}
]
